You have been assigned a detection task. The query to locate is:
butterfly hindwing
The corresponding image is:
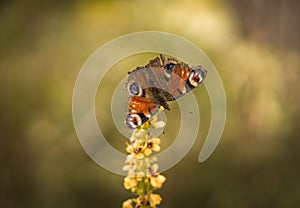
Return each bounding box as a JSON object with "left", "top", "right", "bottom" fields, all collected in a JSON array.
[{"left": 125, "top": 96, "right": 160, "bottom": 129}]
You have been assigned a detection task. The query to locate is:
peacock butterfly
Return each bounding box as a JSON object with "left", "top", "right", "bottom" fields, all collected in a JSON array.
[{"left": 125, "top": 54, "right": 207, "bottom": 129}]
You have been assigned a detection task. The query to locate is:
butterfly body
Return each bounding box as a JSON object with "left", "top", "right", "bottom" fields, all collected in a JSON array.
[{"left": 125, "top": 54, "right": 207, "bottom": 129}]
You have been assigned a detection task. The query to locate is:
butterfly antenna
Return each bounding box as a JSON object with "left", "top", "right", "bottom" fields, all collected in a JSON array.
[{"left": 160, "top": 54, "right": 166, "bottom": 66}]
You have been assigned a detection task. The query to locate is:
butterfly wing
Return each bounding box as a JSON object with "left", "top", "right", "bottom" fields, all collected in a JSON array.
[
  {"left": 164, "top": 63, "right": 205, "bottom": 101},
  {"left": 127, "top": 65, "right": 170, "bottom": 107},
  {"left": 125, "top": 96, "right": 160, "bottom": 129}
]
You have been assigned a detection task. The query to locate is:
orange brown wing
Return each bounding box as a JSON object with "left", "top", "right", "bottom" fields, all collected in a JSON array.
[{"left": 125, "top": 96, "right": 160, "bottom": 129}]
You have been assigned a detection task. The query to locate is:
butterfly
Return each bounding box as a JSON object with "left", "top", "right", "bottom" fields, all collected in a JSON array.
[{"left": 125, "top": 54, "right": 207, "bottom": 129}]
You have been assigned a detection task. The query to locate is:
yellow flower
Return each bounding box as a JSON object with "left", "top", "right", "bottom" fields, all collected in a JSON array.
[
  {"left": 135, "top": 197, "right": 142, "bottom": 207},
  {"left": 147, "top": 138, "right": 161, "bottom": 152},
  {"left": 123, "top": 177, "right": 138, "bottom": 190},
  {"left": 149, "top": 194, "right": 162, "bottom": 207},
  {"left": 125, "top": 142, "right": 134, "bottom": 154},
  {"left": 125, "top": 141, "right": 145, "bottom": 159},
  {"left": 136, "top": 171, "right": 145, "bottom": 181},
  {"left": 144, "top": 147, "right": 152, "bottom": 156},
  {"left": 135, "top": 152, "right": 144, "bottom": 159},
  {"left": 150, "top": 174, "right": 166, "bottom": 189},
  {"left": 122, "top": 199, "right": 133, "bottom": 208}
]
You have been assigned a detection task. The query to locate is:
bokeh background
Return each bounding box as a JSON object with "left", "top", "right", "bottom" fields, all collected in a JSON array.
[{"left": 1, "top": 0, "right": 300, "bottom": 207}]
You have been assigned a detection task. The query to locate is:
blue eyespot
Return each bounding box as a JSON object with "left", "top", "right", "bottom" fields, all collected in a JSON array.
[
  {"left": 129, "top": 82, "right": 140, "bottom": 95},
  {"left": 165, "top": 63, "right": 175, "bottom": 73}
]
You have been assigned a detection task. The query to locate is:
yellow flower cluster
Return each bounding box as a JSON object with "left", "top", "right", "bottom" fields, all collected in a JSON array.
[
  {"left": 122, "top": 118, "right": 166, "bottom": 208},
  {"left": 125, "top": 136, "right": 161, "bottom": 158},
  {"left": 122, "top": 194, "right": 162, "bottom": 208}
]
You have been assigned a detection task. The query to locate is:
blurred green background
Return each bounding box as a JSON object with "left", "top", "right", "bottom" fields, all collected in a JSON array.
[{"left": 1, "top": 0, "right": 300, "bottom": 207}]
